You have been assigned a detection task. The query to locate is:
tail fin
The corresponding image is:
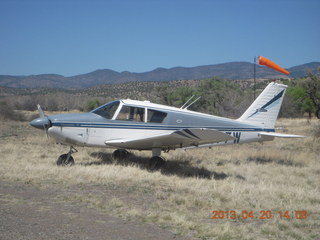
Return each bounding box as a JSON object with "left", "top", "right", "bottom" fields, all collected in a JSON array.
[{"left": 238, "top": 82, "right": 287, "bottom": 128}]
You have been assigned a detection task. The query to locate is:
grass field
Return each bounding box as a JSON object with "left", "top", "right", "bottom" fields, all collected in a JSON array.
[{"left": 0, "top": 117, "right": 319, "bottom": 239}]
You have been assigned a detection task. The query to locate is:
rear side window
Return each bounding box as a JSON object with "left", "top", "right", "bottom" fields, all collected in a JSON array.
[{"left": 147, "top": 109, "right": 167, "bottom": 123}]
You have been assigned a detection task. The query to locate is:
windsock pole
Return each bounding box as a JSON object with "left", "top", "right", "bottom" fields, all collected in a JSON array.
[{"left": 253, "top": 56, "right": 257, "bottom": 100}]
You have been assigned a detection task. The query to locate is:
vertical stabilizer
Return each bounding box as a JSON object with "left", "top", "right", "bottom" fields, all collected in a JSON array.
[{"left": 238, "top": 82, "right": 287, "bottom": 129}]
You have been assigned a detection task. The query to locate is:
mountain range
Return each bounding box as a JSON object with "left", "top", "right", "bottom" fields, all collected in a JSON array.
[{"left": 0, "top": 61, "right": 319, "bottom": 89}]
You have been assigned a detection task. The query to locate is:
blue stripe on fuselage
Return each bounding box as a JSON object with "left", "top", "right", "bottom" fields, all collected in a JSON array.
[{"left": 51, "top": 122, "right": 275, "bottom": 132}]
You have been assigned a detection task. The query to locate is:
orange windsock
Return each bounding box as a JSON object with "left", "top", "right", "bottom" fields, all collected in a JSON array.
[{"left": 258, "top": 56, "right": 289, "bottom": 75}]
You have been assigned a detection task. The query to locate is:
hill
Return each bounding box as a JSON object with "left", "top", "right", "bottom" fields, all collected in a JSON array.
[{"left": 0, "top": 61, "right": 319, "bottom": 89}]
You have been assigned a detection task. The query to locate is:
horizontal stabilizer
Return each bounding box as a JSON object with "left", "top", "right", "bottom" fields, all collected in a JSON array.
[{"left": 258, "top": 132, "right": 305, "bottom": 138}]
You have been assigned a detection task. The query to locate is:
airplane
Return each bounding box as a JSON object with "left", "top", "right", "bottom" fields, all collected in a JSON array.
[{"left": 30, "top": 81, "right": 303, "bottom": 168}]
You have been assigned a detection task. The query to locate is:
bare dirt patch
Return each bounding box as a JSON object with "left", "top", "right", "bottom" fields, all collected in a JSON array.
[{"left": 0, "top": 181, "right": 192, "bottom": 240}]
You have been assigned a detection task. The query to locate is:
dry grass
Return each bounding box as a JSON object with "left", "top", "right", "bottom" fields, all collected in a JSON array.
[{"left": 0, "top": 118, "right": 319, "bottom": 240}]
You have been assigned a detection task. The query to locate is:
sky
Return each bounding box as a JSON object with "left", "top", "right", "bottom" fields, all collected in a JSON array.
[{"left": 0, "top": 0, "right": 319, "bottom": 76}]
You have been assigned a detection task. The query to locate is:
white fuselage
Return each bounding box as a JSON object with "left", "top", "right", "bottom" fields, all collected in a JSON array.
[
  {"left": 47, "top": 99, "right": 273, "bottom": 150},
  {"left": 30, "top": 83, "right": 303, "bottom": 159}
]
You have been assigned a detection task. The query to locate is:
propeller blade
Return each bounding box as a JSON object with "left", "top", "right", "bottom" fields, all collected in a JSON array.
[
  {"left": 37, "top": 104, "right": 45, "bottom": 118},
  {"left": 44, "top": 124, "right": 49, "bottom": 138}
]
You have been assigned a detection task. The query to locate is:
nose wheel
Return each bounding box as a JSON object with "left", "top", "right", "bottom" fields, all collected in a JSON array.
[{"left": 56, "top": 146, "right": 77, "bottom": 166}]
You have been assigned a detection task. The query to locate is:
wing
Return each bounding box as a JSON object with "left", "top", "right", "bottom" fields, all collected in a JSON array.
[
  {"left": 258, "top": 132, "right": 305, "bottom": 138},
  {"left": 105, "top": 128, "right": 235, "bottom": 150}
]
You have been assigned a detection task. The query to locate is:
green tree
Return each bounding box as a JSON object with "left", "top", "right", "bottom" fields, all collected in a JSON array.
[
  {"left": 304, "top": 71, "right": 320, "bottom": 118},
  {"left": 287, "top": 70, "right": 320, "bottom": 119},
  {"left": 157, "top": 84, "right": 198, "bottom": 109},
  {"left": 86, "top": 99, "right": 101, "bottom": 111},
  {"left": 287, "top": 85, "right": 313, "bottom": 118},
  {"left": 168, "top": 86, "right": 197, "bottom": 108},
  {"left": 156, "top": 77, "right": 252, "bottom": 117},
  {"left": 196, "top": 77, "right": 244, "bottom": 116}
]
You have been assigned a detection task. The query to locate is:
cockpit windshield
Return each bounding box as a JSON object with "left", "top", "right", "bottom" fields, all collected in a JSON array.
[{"left": 91, "top": 101, "right": 120, "bottom": 119}]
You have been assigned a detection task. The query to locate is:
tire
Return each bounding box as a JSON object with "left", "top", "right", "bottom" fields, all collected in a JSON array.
[
  {"left": 112, "top": 149, "right": 129, "bottom": 161},
  {"left": 56, "top": 154, "right": 75, "bottom": 166},
  {"left": 148, "top": 156, "right": 165, "bottom": 171}
]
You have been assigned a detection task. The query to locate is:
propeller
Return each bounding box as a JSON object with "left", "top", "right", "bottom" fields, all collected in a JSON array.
[{"left": 29, "top": 104, "right": 52, "bottom": 138}]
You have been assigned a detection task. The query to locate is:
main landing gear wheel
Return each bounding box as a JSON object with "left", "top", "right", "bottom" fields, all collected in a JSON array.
[
  {"left": 148, "top": 156, "right": 165, "bottom": 171},
  {"left": 112, "top": 149, "right": 129, "bottom": 161},
  {"left": 56, "top": 146, "right": 77, "bottom": 166}
]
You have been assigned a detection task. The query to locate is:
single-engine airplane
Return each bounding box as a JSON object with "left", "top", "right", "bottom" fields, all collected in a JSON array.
[{"left": 30, "top": 81, "right": 303, "bottom": 167}]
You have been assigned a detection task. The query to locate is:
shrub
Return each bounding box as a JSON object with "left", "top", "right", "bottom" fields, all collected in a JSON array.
[
  {"left": 313, "top": 122, "right": 320, "bottom": 138},
  {"left": 86, "top": 99, "right": 101, "bottom": 111},
  {"left": 0, "top": 101, "right": 25, "bottom": 121}
]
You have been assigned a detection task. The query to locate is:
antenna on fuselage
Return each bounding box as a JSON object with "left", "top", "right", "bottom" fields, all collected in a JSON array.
[
  {"left": 181, "top": 95, "right": 201, "bottom": 110},
  {"left": 180, "top": 95, "right": 195, "bottom": 109},
  {"left": 185, "top": 96, "right": 201, "bottom": 109}
]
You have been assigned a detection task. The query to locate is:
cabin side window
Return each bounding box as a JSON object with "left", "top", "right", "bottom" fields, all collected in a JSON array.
[
  {"left": 92, "top": 101, "right": 120, "bottom": 119},
  {"left": 116, "top": 106, "right": 145, "bottom": 122},
  {"left": 147, "top": 109, "right": 167, "bottom": 123}
]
